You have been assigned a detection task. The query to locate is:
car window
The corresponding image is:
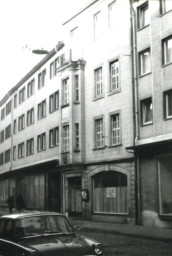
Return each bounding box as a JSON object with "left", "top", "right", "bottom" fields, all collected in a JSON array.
[
  {"left": 3, "top": 220, "right": 13, "bottom": 238},
  {"left": 45, "top": 215, "right": 72, "bottom": 233},
  {"left": 16, "top": 217, "right": 43, "bottom": 236},
  {"left": 0, "top": 219, "right": 6, "bottom": 236}
]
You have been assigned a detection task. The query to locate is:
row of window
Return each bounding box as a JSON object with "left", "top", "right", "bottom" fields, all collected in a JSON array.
[
  {"left": 140, "top": 89, "right": 172, "bottom": 125},
  {"left": 136, "top": 0, "right": 172, "bottom": 31}
]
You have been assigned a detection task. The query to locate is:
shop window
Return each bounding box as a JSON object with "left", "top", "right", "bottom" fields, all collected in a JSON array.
[
  {"left": 139, "top": 48, "right": 151, "bottom": 76},
  {"left": 110, "top": 60, "right": 119, "bottom": 92},
  {"left": 137, "top": 1, "right": 149, "bottom": 30},
  {"left": 162, "top": 35, "right": 172, "bottom": 65},
  {"left": 93, "top": 171, "right": 128, "bottom": 214},
  {"left": 94, "top": 67, "right": 103, "bottom": 98},
  {"left": 140, "top": 97, "right": 153, "bottom": 125},
  {"left": 158, "top": 156, "right": 172, "bottom": 215},
  {"left": 160, "top": 0, "right": 172, "bottom": 14}
]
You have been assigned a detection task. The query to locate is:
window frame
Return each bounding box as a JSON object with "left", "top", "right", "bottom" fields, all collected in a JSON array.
[
  {"left": 137, "top": 1, "right": 149, "bottom": 30},
  {"left": 94, "top": 67, "right": 103, "bottom": 98},
  {"left": 37, "top": 132, "right": 46, "bottom": 152},
  {"left": 49, "top": 91, "right": 59, "bottom": 113},
  {"left": 62, "top": 124, "right": 69, "bottom": 152},
  {"left": 27, "top": 79, "right": 35, "bottom": 98},
  {"left": 18, "top": 142, "right": 25, "bottom": 159},
  {"left": 160, "top": 0, "right": 172, "bottom": 15},
  {"left": 109, "top": 59, "right": 120, "bottom": 93},
  {"left": 38, "top": 100, "right": 46, "bottom": 120},
  {"left": 18, "top": 114, "right": 25, "bottom": 131},
  {"left": 49, "top": 127, "right": 59, "bottom": 148},
  {"left": 26, "top": 138, "right": 34, "bottom": 156},
  {"left": 38, "top": 69, "right": 46, "bottom": 90},
  {"left": 62, "top": 78, "right": 69, "bottom": 106},
  {"left": 109, "top": 112, "right": 121, "bottom": 146},
  {"left": 94, "top": 116, "right": 104, "bottom": 149},
  {"left": 162, "top": 35, "right": 172, "bottom": 66},
  {"left": 139, "top": 48, "right": 151, "bottom": 76},
  {"left": 164, "top": 89, "right": 172, "bottom": 119},
  {"left": 5, "top": 149, "right": 10, "bottom": 163},
  {"left": 140, "top": 97, "right": 153, "bottom": 125},
  {"left": 19, "top": 87, "right": 25, "bottom": 104}
]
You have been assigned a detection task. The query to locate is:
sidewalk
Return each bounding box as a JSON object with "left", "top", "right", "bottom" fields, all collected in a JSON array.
[{"left": 69, "top": 218, "right": 172, "bottom": 242}]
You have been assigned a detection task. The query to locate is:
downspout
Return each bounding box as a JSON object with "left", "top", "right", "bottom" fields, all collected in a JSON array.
[{"left": 130, "top": 0, "right": 141, "bottom": 225}]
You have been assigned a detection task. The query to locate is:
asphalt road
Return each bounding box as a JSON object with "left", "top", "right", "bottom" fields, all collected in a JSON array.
[{"left": 76, "top": 228, "right": 172, "bottom": 256}]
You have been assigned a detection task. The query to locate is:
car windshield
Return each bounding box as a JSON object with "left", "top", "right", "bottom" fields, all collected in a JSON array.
[{"left": 15, "top": 215, "right": 72, "bottom": 237}]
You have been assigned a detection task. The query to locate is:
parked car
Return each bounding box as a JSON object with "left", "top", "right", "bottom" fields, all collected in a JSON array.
[{"left": 0, "top": 211, "right": 104, "bottom": 256}]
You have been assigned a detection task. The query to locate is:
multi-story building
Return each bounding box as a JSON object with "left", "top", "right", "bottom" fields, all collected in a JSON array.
[
  {"left": 130, "top": 0, "right": 172, "bottom": 228},
  {"left": 0, "top": 0, "right": 136, "bottom": 225}
]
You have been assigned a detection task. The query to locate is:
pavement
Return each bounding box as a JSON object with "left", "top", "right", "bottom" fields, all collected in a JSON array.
[
  {"left": 69, "top": 218, "right": 172, "bottom": 242},
  {"left": 1, "top": 207, "right": 172, "bottom": 242}
]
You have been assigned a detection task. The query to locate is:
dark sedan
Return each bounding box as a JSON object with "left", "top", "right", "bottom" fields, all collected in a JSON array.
[{"left": 0, "top": 211, "right": 103, "bottom": 256}]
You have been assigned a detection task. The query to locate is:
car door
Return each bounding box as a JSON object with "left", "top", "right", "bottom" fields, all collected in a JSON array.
[{"left": 0, "top": 239, "right": 27, "bottom": 256}]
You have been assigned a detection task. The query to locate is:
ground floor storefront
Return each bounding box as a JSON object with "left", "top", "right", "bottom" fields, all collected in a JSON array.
[
  {"left": 0, "top": 158, "right": 136, "bottom": 224},
  {"left": 136, "top": 141, "right": 172, "bottom": 228}
]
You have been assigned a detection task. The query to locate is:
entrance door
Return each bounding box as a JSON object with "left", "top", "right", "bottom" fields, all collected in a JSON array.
[
  {"left": 68, "top": 177, "right": 82, "bottom": 217},
  {"left": 48, "top": 172, "right": 61, "bottom": 212}
]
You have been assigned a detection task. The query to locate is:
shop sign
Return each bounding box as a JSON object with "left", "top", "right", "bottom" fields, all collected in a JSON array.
[{"left": 106, "top": 187, "right": 116, "bottom": 198}]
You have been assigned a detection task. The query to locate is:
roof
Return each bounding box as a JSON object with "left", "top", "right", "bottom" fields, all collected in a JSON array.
[{"left": 0, "top": 211, "right": 63, "bottom": 220}]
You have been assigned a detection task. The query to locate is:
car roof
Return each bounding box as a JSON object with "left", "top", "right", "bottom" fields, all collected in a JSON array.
[{"left": 0, "top": 211, "right": 64, "bottom": 220}]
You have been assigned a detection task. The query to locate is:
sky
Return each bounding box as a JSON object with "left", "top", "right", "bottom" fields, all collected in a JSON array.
[{"left": 0, "top": 0, "right": 88, "bottom": 101}]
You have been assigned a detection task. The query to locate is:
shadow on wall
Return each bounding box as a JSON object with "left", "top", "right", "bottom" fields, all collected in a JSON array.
[{"left": 142, "top": 211, "right": 172, "bottom": 228}]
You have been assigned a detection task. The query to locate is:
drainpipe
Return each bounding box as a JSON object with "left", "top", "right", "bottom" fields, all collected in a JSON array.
[{"left": 130, "top": 0, "right": 141, "bottom": 225}]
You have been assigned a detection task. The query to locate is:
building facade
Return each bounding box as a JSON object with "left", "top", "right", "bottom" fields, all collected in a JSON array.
[
  {"left": 131, "top": 0, "right": 172, "bottom": 228},
  {"left": 0, "top": 0, "right": 136, "bottom": 225}
]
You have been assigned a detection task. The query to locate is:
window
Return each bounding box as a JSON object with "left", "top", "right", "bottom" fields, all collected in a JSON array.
[
  {"left": 164, "top": 90, "right": 172, "bottom": 119},
  {"left": 1, "top": 107, "right": 5, "bottom": 120},
  {"left": 94, "top": 12, "right": 101, "bottom": 40},
  {"left": 110, "top": 60, "right": 119, "bottom": 92},
  {"left": 50, "top": 60, "right": 58, "bottom": 79},
  {"left": 158, "top": 156, "right": 172, "bottom": 215},
  {"left": 27, "top": 108, "right": 34, "bottom": 126},
  {"left": 18, "top": 114, "right": 25, "bottom": 131},
  {"left": 110, "top": 113, "right": 120, "bottom": 146},
  {"left": 38, "top": 69, "right": 46, "bottom": 89},
  {"left": 93, "top": 171, "right": 128, "bottom": 214},
  {"left": 95, "top": 67, "right": 103, "bottom": 98},
  {"left": 5, "top": 149, "right": 10, "bottom": 163},
  {"left": 70, "top": 27, "right": 78, "bottom": 40},
  {"left": 49, "top": 91, "right": 59, "bottom": 113},
  {"left": 38, "top": 100, "right": 46, "bottom": 119},
  {"left": 6, "top": 100, "right": 11, "bottom": 116},
  {"left": 19, "top": 87, "right": 25, "bottom": 104},
  {"left": 62, "top": 125, "right": 69, "bottom": 152},
  {"left": 14, "top": 94, "right": 17, "bottom": 108},
  {"left": 27, "top": 79, "right": 35, "bottom": 98},
  {"left": 0, "top": 130, "right": 4, "bottom": 143},
  {"left": 37, "top": 132, "right": 46, "bottom": 152},
  {"left": 137, "top": 2, "right": 149, "bottom": 29},
  {"left": 141, "top": 97, "right": 153, "bottom": 125},
  {"left": 18, "top": 143, "right": 24, "bottom": 158},
  {"left": 0, "top": 153, "right": 4, "bottom": 165},
  {"left": 62, "top": 78, "right": 69, "bottom": 105},
  {"left": 74, "top": 75, "right": 79, "bottom": 102},
  {"left": 139, "top": 48, "right": 151, "bottom": 75},
  {"left": 49, "top": 127, "right": 59, "bottom": 147},
  {"left": 75, "top": 123, "right": 79, "bottom": 150},
  {"left": 95, "top": 118, "right": 104, "bottom": 148},
  {"left": 108, "top": 1, "right": 116, "bottom": 28},
  {"left": 13, "top": 146, "right": 16, "bottom": 161},
  {"left": 26, "top": 138, "right": 34, "bottom": 156},
  {"left": 160, "top": 0, "right": 172, "bottom": 14},
  {"left": 13, "top": 119, "right": 17, "bottom": 134},
  {"left": 162, "top": 36, "right": 172, "bottom": 65},
  {"left": 5, "top": 124, "right": 11, "bottom": 140}
]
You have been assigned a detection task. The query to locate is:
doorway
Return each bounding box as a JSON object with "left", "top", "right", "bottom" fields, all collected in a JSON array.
[
  {"left": 48, "top": 172, "right": 61, "bottom": 212},
  {"left": 68, "top": 176, "right": 82, "bottom": 217}
]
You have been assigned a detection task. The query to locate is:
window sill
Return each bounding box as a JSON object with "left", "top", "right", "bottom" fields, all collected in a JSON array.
[
  {"left": 108, "top": 89, "right": 121, "bottom": 96},
  {"left": 162, "top": 62, "right": 172, "bottom": 68},
  {"left": 108, "top": 143, "right": 122, "bottom": 148},
  {"left": 74, "top": 101, "right": 80, "bottom": 105},
  {"left": 139, "top": 72, "right": 151, "bottom": 78},
  {"left": 137, "top": 24, "right": 150, "bottom": 32},
  {"left": 164, "top": 116, "right": 172, "bottom": 121},
  {"left": 93, "top": 95, "right": 104, "bottom": 101},
  {"left": 160, "top": 9, "right": 172, "bottom": 17},
  {"left": 141, "top": 121, "right": 153, "bottom": 127},
  {"left": 49, "top": 144, "right": 59, "bottom": 149},
  {"left": 159, "top": 214, "right": 172, "bottom": 220},
  {"left": 93, "top": 146, "right": 106, "bottom": 151},
  {"left": 49, "top": 108, "right": 59, "bottom": 114},
  {"left": 61, "top": 103, "right": 69, "bottom": 108}
]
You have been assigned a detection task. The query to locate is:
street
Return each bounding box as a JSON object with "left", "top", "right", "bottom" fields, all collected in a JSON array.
[{"left": 76, "top": 228, "right": 172, "bottom": 256}]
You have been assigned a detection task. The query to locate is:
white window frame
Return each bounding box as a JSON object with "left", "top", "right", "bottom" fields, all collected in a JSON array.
[
  {"left": 95, "top": 67, "right": 103, "bottom": 98},
  {"left": 141, "top": 97, "right": 153, "bottom": 125},
  {"left": 139, "top": 48, "right": 151, "bottom": 76},
  {"left": 95, "top": 117, "right": 104, "bottom": 148},
  {"left": 163, "top": 36, "right": 172, "bottom": 65},
  {"left": 110, "top": 113, "right": 120, "bottom": 146}
]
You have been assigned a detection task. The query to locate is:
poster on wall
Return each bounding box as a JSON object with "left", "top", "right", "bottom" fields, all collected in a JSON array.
[{"left": 106, "top": 187, "right": 116, "bottom": 198}]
